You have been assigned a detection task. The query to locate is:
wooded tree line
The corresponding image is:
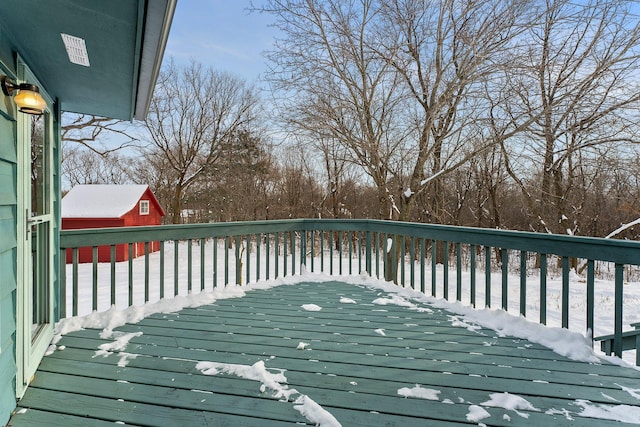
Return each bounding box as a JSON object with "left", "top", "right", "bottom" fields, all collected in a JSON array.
[{"left": 62, "top": 0, "right": 640, "bottom": 240}]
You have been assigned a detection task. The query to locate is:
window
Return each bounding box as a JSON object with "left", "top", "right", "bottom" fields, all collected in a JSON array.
[{"left": 139, "top": 200, "right": 150, "bottom": 215}]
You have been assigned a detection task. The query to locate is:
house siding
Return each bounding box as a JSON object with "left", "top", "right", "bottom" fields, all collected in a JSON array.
[
  {"left": 0, "top": 50, "right": 18, "bottom": 424},
  {"left": 0, "top": 37, "right": 62, "bottom": 424}
]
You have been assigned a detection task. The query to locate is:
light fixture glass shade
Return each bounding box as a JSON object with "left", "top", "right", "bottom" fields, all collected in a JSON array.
[{"left": 14, "top": 86, "right": 46, "bottom": 115}]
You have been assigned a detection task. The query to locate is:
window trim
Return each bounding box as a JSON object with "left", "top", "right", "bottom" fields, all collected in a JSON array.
[{"left": 139, "top": 200, "right": 150, "bottom": 215}]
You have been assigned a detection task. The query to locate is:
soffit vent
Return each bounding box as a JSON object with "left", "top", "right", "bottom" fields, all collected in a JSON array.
[{"left": 61, "top": 33, "right": 91, "bottom": 67}]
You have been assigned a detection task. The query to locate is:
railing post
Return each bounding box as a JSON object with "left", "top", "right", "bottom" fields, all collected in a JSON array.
[
  {"left": 235, "top": 235, "right": 241, "bottom": 285},
  {"left": 431, "top": 241, "right": 437, "bottom": 297},
  {"left": 485, "top": 246, "right": 491, "bottom": 308},
  {"left": 213, "top": 237, "right": 218, "bottom": 288},
  {"left": 365, "top": 230, "right": 372, "bottom": 276},
  {"left": 329, "top": 231, "right": 333, "bottom": 274},
  {"left": 284, "top": 232, "right": 288, "bottom": 277},
  {"left": 246, "top": 235, "right": 251, "bottom": 285},
  {"left": 540, "top": 254, "right": 547, "bottom": 324},
  {"left": 501, "top": 249, "right": 508, "bottom": 310},
  {"left": 456, "top": 242, "right": 461, "bottom": 301},
  {"left": 188, "top": 239, "right": 193, "bottom": 292},
  {"left": 159, "top": 241, "right": 165, "bottom": 298},
  {"left": 443, "top": 241, "right": 448, "bottom": 299},
  {"left": 348, "top": 231, "right": 353, "bottom": 275},
  {"left": 358, "top": 231, "right": 363, "bottom": 273},
  {"left": 291, "top": 231, "right": 296, "bottom": 275},
  {"left": 400, "top": 236, "right": 405, "bottom": 287},
  {"left": 562, "top": 256, "right": 569, "bottom": 328},
  {"left": 420, "top": 238, "right": 426, "bottom": 294},
  {"left": 144, "top": 241, "right": 150, "bottom": 302},
  {"left": 128, "top": 243, "right": 133, "bottom": 306},
  {"left": 59, "top": 248, "right": 66, "bottom": 319},
  {"left": 174, "top": 240, "right": 179, "bottom": 296},
  {"left": 614, "top": 263, "right": 624, "bottom": 357},
  {"left": 410, "top": 237, "right": 415, "bottom": 289},
  {"left": 92, "top": 246, "right": 98, "bottom": 311},
  {"left": 375, "top": 232, "right": 380, "bottom": 279},
  {"left": 201, "top": 238, "right": 206, "bottom": 291},
  {"left": 320, "top": 230, "right": 325, "bottom": 273},
  {"left": 301, "top": 228, "right": 307, "bottom": 271},
  {"left": 256, "top": 234, "right": 261, "bottom": 282},
  {"left": 265, "top": 234, "right": 270, "bottom": 280},
  {"left": 392, "top": 235, "right": 398, "bottom": 284},
  {"left": 338, "top": 232, "right": 343, "bottom": 276},
  {"left": 310, "top": 230, "right": 315, "bottom": 272},
  {"left": 224, "top": 237, "right": 230, "bottom": 285},
  {"left": 72, "top": 248, "right": 78, "bottom": 316},
  {"left": 470, "top": 244, "right": 476, "bottom": 307},
  {"left": 520, "top": 250, "right": 526, "bottom": 317},
  {"left": 274, "top": 233, "right": 279, "bottom": 279},
  {"left": 586, "top": 259, "right": 594, "bottom": 341}
]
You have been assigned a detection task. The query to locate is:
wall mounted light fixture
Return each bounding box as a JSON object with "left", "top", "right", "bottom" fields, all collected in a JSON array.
[{"left": 1, "top": 76, "right": 46, "bottom": 115}]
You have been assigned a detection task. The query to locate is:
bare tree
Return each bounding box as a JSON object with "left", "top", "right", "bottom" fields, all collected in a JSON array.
[
  {"left": 60, "top": 113, "right": 141, "bottom": 191},
  {"left": 258, "top": 0, "right": 529, "bottom": 220},
  {"left": 497, "top": 0, "right": 640, "bottom": 235},
  {"left": 62, "top": 148, "right": 132, "bottom": 188},
  {"left": 258, "top": 0, "right": 409, "bottom": 220},
  {"left": 144, "top": 59, "right": 260, "bottom": 223},
  {"left": 61, "top": 114, "right": 139, "bottom": 156},
  {"left": 373, "top": 0, "right": 530, "bottom": 223},
  {"left": 257, "top": 0, "right": 530, "bottom": 276}
]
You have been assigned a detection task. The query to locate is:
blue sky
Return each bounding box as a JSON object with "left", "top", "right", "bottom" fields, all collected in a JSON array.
[{"left": 164, "top": 0, "right": 277, "bottom": 82}]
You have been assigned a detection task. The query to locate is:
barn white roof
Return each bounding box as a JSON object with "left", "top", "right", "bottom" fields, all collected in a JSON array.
[{"left": 62, "top": 184, "right": 151, "bottom": 218}]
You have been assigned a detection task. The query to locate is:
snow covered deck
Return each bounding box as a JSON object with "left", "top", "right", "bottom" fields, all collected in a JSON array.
[{"left": 11, "top": 280, "right": 640, "bottom": 426}]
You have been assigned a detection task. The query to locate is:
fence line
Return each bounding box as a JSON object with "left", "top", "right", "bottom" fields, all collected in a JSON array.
[{"left": 60, "top": 219, "right": 640, "bottom": 360}]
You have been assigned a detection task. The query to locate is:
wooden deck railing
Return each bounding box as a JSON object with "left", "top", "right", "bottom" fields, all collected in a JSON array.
[{"left": 59, "top": 219, "right": 640, "bottom": 361}]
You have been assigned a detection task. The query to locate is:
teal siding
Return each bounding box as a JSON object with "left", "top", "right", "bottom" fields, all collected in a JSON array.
[
  {"left": 0, "top": 349, "right": 16, "bottom": 424},
  {"left": 0, "top": 49, "right": 17, "bottom": 425},
  {"left": 0, "top": 127, "right": 17, "bottom": 425}
]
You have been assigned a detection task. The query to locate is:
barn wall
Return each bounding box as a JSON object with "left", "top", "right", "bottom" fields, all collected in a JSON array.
[
  {"left": 121, "top": 190, "right": 164, "bottom": 227},
  {"left": 62, "top": 190, "right": 165, "bottom": 264},
  {"left": 63, "top": 218, "right": 125, "bottom": 263}
]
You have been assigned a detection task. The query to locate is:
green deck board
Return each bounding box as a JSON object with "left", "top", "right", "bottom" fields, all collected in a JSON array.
[
  {"left": 18, "top": 388, "right": 211, "bottom": 426},
  {"left": 17, "top": 388, "right": 301, "bottom": 427},
  {"left": 29, "top": 371, "right": 309, "bottom": 424},
  {"left": 13, "top": 280, "right": 640, "bottom": 426},
  {"left": 46, "top": 330, "right": 640, "bottom": 406},
  {"left": 111, "top": 323, "right": 568, "bottom": 370},
  {"left": 7, "top": 408, "right": 128, "bottom": 426},
  {"left": 35, "top": 352, "right": 619, "bottom": 426},
  {"left": 78, "top": 318, "right": 637, "bottom": 384},
  {"left": 141, "top": 311, "right": 558, "bottom": 357}
]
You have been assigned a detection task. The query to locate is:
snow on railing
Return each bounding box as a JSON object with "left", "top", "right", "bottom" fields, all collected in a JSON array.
[{"left": 59, "top": 219, "right": 640, "bottom": 362}]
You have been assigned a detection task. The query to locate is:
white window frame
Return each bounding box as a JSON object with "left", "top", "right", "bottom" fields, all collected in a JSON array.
[{"left": 140, "top": 200, "right": 150, "bottom": 215}]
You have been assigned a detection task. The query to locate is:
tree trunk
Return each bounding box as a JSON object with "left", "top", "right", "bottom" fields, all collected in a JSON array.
[{"left": 171, "top": 184, "right": 184, "bottom": 224}]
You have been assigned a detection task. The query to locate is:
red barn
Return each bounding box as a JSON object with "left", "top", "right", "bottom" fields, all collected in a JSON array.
[{"left": 62, "top": 184, "right": 165, "bottom": 263}]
